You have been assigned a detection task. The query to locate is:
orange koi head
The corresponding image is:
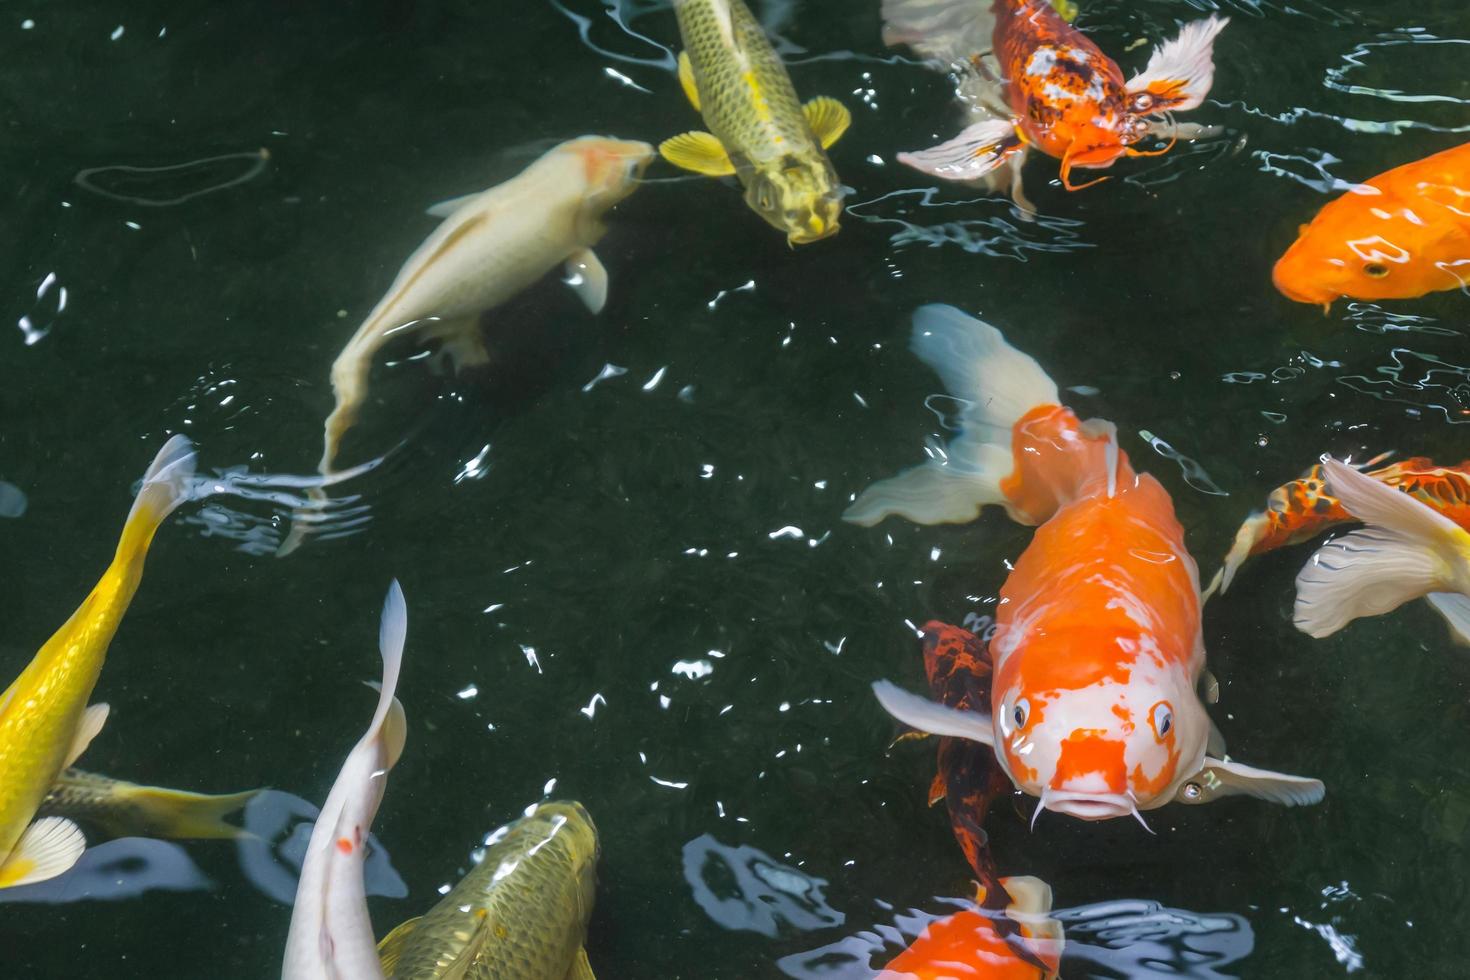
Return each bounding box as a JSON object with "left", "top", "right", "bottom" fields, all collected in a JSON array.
[
  {"left": 1273, "top": 180, "right": 1470, "bottom": 308},
  {"left": 990, "top": 630, "right": 1208, "bottom": 824}
]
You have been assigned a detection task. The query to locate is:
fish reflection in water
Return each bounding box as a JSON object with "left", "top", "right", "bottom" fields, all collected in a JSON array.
[
  {"left": 0, "top": 837, "right": 211, "bottom": 905},
  {"left": 0, "top": 480, "right": 26, "bottom": 518},
  {"left": 779, "top": 897, "right": 1252, "bottom": 979},
  {"left": 682, "top": 833, "right": 844, "bottom": 938}
]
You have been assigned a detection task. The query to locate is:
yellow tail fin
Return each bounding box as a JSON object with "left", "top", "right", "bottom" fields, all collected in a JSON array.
[
  {"left": 115, "top": 436, "right": 197, "bottom": 566},
  {"left": 117, "top": 783, "right": 261, "bottom": 840}
]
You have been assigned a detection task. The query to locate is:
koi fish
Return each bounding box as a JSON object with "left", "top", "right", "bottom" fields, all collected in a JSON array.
[
  {"left": 38, "top": 769, "right": 260, "bottom": 841},
  {"left": 878, "top": 876, "right": 1062, "bottom": 980},
  {"left": 1294, "top": 458, "right": 1470, "bottom": 643},
  {"left": 280, "top": 137, "right": 653, "bottom": 554},
  {"left": 658, "top": 0, "right": 850, "bottom": 244},
  {"left": 1212, "top": 455, "right": 1470, "bottom": 596},
  {"left": 282, "top": 581, "right": 408, "bottom": 980},
  {"left": 1273, "top": 142, "right": 1470, "bottom": 309},
  {"left": 377, "top": 801, "right": 600, "bottom": 980},
  {"left": 916, "top": 621, "right": 1012, "bottom": 889},
  {"left": 0, "top": 436, "right": 195, "bottom": 889},
  {"left": 881, "top": 0, "right": 1226, "bottom": 202},
  {"left": 846, "top": 305, "right": 1322, "bottom": 826}
]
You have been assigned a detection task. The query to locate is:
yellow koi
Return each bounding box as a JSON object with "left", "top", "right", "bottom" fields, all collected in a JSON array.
[
  {"left": 0, "top": 436, "right": 195, "bottom": 888},
  {"left": 659, "top": 0, "right": 850, "bottom": 245}
]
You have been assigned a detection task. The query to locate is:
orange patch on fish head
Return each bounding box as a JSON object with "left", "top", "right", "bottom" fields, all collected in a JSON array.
[
  {"left": 1050, "top": 730, "right": 1126, "bottom": 793},
  {"left": 567, "top": 137, "right": 655, "bottom": 205}
]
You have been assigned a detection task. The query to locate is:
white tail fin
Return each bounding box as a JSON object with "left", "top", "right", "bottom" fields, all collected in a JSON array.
[
  {"left": 1293, "top": 458, "right": 1470, "bottom": 638},
  {"left": 371, "top": 579, "right": 408, "bottom": 769},
  {"left": 1126, "top": 16, "right": 1229, "bottom": 114},
  {"left": 844, "top": 305, "right": 1058, "bottom": 527}
]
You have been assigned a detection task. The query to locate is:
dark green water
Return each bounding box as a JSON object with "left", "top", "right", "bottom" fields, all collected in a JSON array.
[{"left": 2, "top": 0, "right": 1469, "bottom": 976}]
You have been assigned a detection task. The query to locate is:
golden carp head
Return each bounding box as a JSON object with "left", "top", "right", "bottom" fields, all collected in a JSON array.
[
  {"left": 745, "top": 155, "right": 844, "bottom": 246},
  {"left": 526, "top": 800, "right": 600, "bottom": 911},
  {"left": 559, "top": 136, "right": 655, "bottom": 236}
]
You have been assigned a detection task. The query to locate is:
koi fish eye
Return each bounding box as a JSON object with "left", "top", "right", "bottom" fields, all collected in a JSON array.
[
  {"left": 1149, "top": 701, "right": 1173, "bottom": 740},
  {"left": 1128, "top": 92, "right": 1156, "bottom": 114},
  {"left": 1182, "top": 781, "right": 1203, "bottom": 802},
  {"left": 1012, "top": 698, "right": 1030, "bottom": 730},
  {"left": 1364, "top": 262, "right": 1390, "bottom": 279}
]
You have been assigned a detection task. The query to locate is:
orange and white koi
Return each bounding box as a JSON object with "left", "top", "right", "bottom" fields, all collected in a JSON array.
[
  {"left": 1293, "top": 458, "right": 1470, "bottom": 643},
  {"left": 281, "top": 581, "right": 408, "bottom": 980},
  {"left": 878, "top": 876, "right": 1063, "bottom": 980},
  {"left": 1274, "top": 142, "right": 1470, "bottom": 309},
  {"left": 882, "top": 0, "right": 1226, "bottom": 204},
  {"left": 847, "top": 305, "right": 1322, "bottom": 827},
  {"left": 1213, "top": 454, "right": 1470, "bottom": 596}
]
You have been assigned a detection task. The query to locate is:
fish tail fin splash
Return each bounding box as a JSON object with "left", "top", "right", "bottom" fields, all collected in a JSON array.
[
  {"left": 1294, "top": 458, "right": 1470, "bottom": 639},
  {"left": 116, "top": 436, "right": 197, "bottom": 567},
  {"left": 844, "top": 305, "right": 1058, "bottom": 527}
]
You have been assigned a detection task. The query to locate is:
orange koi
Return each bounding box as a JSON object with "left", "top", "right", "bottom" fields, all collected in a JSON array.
[
  {"left": 847, "top": 305, "right": 1322, "bottom": 826},
  {"left": 1214, "top": 455, "right": 1470, "bottom": 596},
  {"left": 882, "top": 0, "right": 1226, "bottom": 200},
  {"left": 1273, "top": 142, "right": 1470, "bottom": 308},
  {"left": 878, "top": 876, "right": 1063, "bottom": 980}
]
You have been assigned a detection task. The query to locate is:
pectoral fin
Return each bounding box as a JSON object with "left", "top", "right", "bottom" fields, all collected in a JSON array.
[
  {"left": 1176, "top": 757, "right": 1324, "bottom": 807},
  {"left": 63, "top": 703, "right": 110, "bottom": 769},
  {"left": 566, "top": 947, "right": 597, "bottom": 980},
  {"left": 658, "top": 131, "right": 736, "bottom": 177},
  {"left": 377, "top": 915, "right": 422, "bottom": 974},
  {"left": 421, "top": 316, "right": 490, "bottom": 374},
  {"left": 565, "top": 249, "right": 609, "bottom": 314},
  {"left": 425, "top": 192, "right": 481, "bottom": 219},
  {"left": 0, "top": 817, "right": 86, "bottom": 889},
  {"left": 871, "top": 680, "right": 995, "bottom": 747},
  {"left": 677, "top": 51, "right": 700, "bottom": 111},
  {"left": 803, "top": 96, "right": 851, "bottom": 149}
]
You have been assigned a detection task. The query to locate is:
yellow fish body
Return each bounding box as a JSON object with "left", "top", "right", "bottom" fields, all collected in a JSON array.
[
  {"left": 377, "top": 801, "right": 600, "bottom": 979},
  {"left": 39, "top": 769, "right": 260, "bottom": 841},
  {"left": 0, "top": 436, "right": 195, "bottom": 888},
  {"left": 660, "top": 0, "right": 850, "bottom": 244}
]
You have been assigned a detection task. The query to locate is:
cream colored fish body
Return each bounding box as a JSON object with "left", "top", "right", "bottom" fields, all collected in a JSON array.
[
  {"left": 316, "top": 138, "right": 652, "bottom": 474},
  {"left": 0, "top": 436, "right": 195, "bottom": 890},
  {"left": 282, "top": 582, "right": 409, "bottom": 980},
  {"left": 378, "top": 802, "right": 599, "bottom": 980},
  {"left": 660, "top": 0, "right": 849, "bottom": 244}
]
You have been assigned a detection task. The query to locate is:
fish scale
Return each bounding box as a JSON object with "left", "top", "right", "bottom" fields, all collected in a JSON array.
[
  {"left": 382, "top": 801, "right": 598, "bottom": 979},
  {"left": 675, "top": 0, "right": 814, "bottom": 166}
]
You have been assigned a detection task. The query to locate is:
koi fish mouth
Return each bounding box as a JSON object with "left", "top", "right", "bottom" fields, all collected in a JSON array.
[
  {"left": 1034, "top": 789, "right": 1154, "bottom": 832},
  {"left": 1271, "top": 260, "right": 1337, "bottom": 311}
]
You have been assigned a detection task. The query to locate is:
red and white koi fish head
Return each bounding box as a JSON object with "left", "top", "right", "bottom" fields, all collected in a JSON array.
[{"left": 987, "top": 632, "right": 1210, "bottom": 825}]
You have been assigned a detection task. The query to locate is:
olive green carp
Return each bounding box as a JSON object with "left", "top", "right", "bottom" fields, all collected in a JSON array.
[
  {"left": 377, "top": 801, "right": 600, "bottom": 979},
  {"left": 660, "top": 0, "right": 850, "bottom": 245}
]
